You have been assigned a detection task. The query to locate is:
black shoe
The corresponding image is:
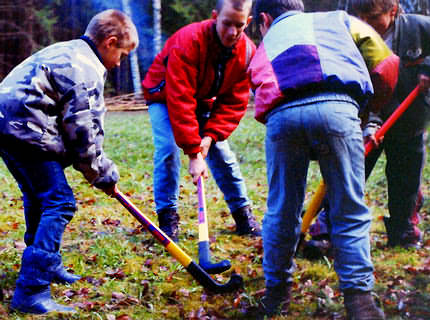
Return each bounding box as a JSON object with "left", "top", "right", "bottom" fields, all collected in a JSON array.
[
  {"left": 52, "top": 263, "right": 81, "bottom": 284},
  {"left": 231, "top": 206, "right": 261, "bottom": 236},
  {"left": 158, "top": 209, "right": 180, "bottom": 242},
  {"left": 344, "top": 290, "right": 385, "bottom": 320},
  {"left": 384, "top": 217, "right": 422, "bottom": 249},
  {"left": 11, "top": 285, "right": 76, "bottom": 314}
]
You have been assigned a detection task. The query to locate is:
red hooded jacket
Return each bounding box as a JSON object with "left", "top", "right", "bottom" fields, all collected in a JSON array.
[{"left": 142, "top": 19, "right": 255, "bottom": 155}]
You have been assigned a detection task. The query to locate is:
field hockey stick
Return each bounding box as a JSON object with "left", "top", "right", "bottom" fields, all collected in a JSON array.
[
  {"left": 197, "top": 177, "right": 231, "bottom": 274},
  {"left": 300, "top": 85, "right": 420, "bottom": 236},
  {"left": 112, "top": 186, "right": 243, "bottom": 293}
]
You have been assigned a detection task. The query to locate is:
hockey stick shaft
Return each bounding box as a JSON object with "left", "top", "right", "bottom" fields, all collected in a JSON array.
[{"left": 113, "top": 186, "right": 241, "bottom": 293}]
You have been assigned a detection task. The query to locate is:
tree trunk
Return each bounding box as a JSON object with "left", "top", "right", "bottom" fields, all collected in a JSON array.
[
  {"left": 153, "top": 0, "right": 162, "bottom": 58},
  {"left": 121, "top": 0, "right": 142, "bottom": 93}
]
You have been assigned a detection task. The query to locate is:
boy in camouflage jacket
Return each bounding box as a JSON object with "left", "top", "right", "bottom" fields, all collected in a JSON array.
[{"left": 0, "top": 9, "right": 138, "bottom": 314}]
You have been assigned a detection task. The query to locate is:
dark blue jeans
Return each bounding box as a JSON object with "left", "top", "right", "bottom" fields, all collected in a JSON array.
[{"left": 0, "top": 142, "right": 76, "bottom": 286}]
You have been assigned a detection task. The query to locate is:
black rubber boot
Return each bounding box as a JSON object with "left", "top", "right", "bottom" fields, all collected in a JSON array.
[
  {"left": 344, "top": 290, "right": 385, "bottom": 320},
  {"left": 11, "top": 285, "right": 76, "bottom": 314},
  {"left": 52, "top": 263, "right": 81, "bottom": 284},
  {"left": 231, "top": 205, "right": 261, "bottom": 236},
  {"left": 158, "top": 208, "right": 180, "bottom": 242}
]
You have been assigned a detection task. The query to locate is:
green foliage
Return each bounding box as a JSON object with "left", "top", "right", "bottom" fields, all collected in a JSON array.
[
  {"left": 0, "top": 111, "right": 429, "bottom": 319},
  {"left": 33, "top": 7, "right": 58, "bottom": 46},
  {"left": 161, "top": 0, "right": 216, "bottom": 35}
]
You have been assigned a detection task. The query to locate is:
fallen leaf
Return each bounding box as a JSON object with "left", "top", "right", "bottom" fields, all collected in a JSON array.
[
  {"left": 106, "top": 268, "right": 126, "bottom": 279},
  {"left": 14, "top": 241, "right": 26, "bottom": 250},
  {"left": 112, "top": 292, "right": 127, "bottom": 300},
  {"left": 179, "top": 288, "right": 190, "bottom": 297}
]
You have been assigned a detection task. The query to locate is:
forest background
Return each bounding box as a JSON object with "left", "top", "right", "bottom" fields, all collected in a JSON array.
[
  {"left": 1, "top": 0, "right": 429, "bottom": 96},
  {"left": 1, "top": 1, "right": 430, "bottom": 320}
]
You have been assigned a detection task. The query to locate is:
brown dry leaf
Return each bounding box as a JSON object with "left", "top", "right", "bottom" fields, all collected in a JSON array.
[
  {"left": 106, "top": 268, "right": 126, "bottom": 279},
  {"left": 82, "top": 276, "right": 105, "bottom": 286},
  {"left": 247, "top": 267, "right": 257, "bottom": 278},
  {"left": 116, "top": 315, "right": 132, "bottom": 320},
  {"left": 125, "top": 296, "right": 140, "bottom": 305},
  {"left": 102, "top": 218, "right": 121, "bottom": 226},
  {"left": 179, "top": 288, "right": 190, "bottom": 297},
  {"left": 404, "top": 265, "right": 418, "bottom": 275},
  {"left": 322, "top": 285, "right": 334, "bottom": 299},
  {"left": 140, "top": 280, "right": 150, "bottom": 296},
  {"left": 62, "top": 289, "right": 77, "bottom": 298},
  {"left": 112, "top": 291, "right": 127, "bottom": 300},
  {"left": 77, "top": 287, "right": 90, "bottom": 296},
  {"left": 75, "top": 301, "right": 99, "bottom": 311},
  {"left": 11, "top": 222, "right": 19, "bottom": 230},
  {"left": 233, "top": 296, "right": 241, "bottom": 308},
  {"left": 188, "top": 306, "right": 207, "bottom": 319},
  {"left": 0, "top": 304, "right": 7, "bottom": 318},
  {"left": 14, "top": 241, "right": 26, "bottom": 250},
  {"left": 167, "top": 269, "right": 180, "bottom": 282},
  {"left": 200, "top": 292, "right": 208, "bottom": 302},
  {"left": 144, "top": 259, "right": 153, "bottom": 267}
]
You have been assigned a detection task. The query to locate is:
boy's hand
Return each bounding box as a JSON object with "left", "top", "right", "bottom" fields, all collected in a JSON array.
[
  {"left": 363, "top": 121, "right": 381, "bottom": 147},
  {"left": 101, "top": 184, "right": 116, "bottom": 196},
  {"left": 188, "top": 152, "right": 208, "bottom": 184},
  {"left": 200, "top": 136, "right": 213, "bottom": 158},
  {"left": 418, "top": 74, "right": 430, "bottom": 93}
]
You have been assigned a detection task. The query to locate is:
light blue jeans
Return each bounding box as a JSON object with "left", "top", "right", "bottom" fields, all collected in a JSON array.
[
  {"left": 263, "top": 93, "right": 374, "bottom": 292},
  {"left": 148, "top": 102, "right": 249, "bottom": 213}
]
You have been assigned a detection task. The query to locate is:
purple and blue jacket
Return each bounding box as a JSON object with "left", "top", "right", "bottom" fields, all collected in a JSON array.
[{"left": 248, "top": 10, "right": 399, "bottom": 123}]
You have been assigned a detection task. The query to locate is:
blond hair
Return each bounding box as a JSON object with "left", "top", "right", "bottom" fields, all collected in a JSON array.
[
  {"left": 85, "top": 9, "right": 138, "bottom": 49},
  {"left": 215, "top": 0, "right": 253, "bottom": 15}
]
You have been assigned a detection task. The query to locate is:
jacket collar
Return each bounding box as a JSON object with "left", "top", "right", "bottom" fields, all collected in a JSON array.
[
  {"left": 79, "top": 35, "right": 104, "bottom": 65},
  {"left": 272, "top": 11, "right": 302, "bottom": 27}
]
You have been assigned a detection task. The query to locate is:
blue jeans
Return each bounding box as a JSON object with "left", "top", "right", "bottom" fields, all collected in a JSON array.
[
  {"left": 148, "top": 102, "right": 249, "bottom": 213},
  {"left": 0, "top": 143, "right": 76, "bottom": 286},
  {"left": 263, "top": 93, "right": 374, "bottom": 292}
]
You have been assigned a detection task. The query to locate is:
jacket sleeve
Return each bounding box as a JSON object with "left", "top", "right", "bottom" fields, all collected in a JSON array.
[
  {"left": 165, "top": 36, "right": 202, "bottom": 155},
  {"left": 349, "top": 16, "right": 400, "bottom": 113},
  {"left": 61, "top": 82, "right": 119, "bottom": 189}
]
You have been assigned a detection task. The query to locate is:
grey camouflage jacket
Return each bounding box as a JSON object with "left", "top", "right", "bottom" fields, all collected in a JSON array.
[{"left": 0, "top": 38, "right": 118, "bottom": 189}]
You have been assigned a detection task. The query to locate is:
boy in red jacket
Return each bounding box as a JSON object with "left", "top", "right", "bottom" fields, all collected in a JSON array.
[{"left": 142, "top": 0, "right": 260, "bottom": 242}]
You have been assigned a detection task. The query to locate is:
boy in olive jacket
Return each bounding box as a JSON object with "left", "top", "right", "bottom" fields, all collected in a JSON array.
[{"left": 352, "top": 0, "right": 430, "bottom": 248}]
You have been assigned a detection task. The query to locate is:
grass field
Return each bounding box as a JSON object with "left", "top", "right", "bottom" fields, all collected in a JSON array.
[{"left": 0, "top": 110, "right": 429, "bottom": 319}]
